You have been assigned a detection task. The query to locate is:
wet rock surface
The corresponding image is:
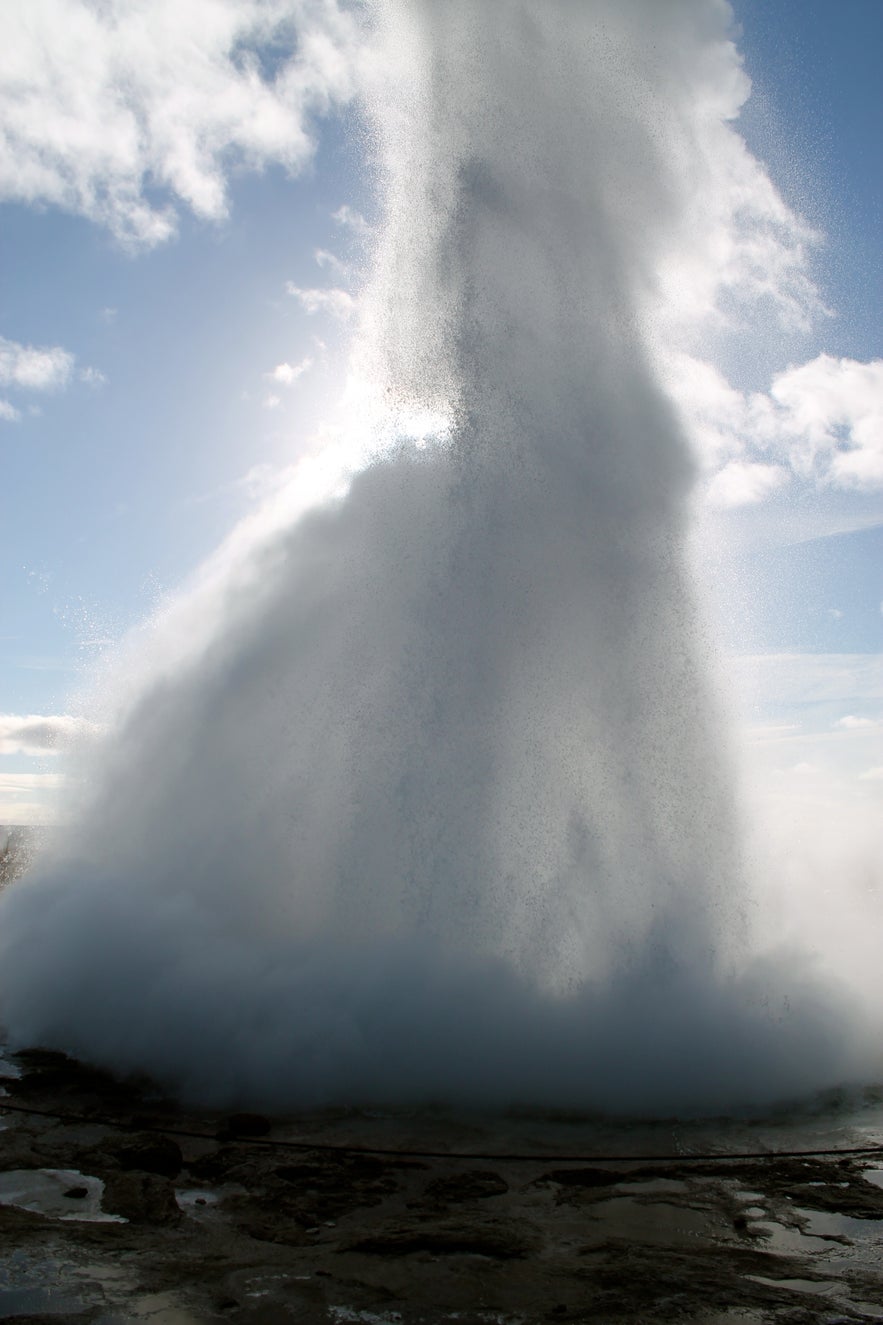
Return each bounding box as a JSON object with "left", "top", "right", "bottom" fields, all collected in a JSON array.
[{"left": 1, "top": 1049, "right": 883, "bottom": 1323}]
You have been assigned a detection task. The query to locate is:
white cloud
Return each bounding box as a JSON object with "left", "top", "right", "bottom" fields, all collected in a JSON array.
[
  {"left": 705, "top": 460, "right": 789, "bottom": 508},
  {"left": 0, "top": 800, "right": 59, "bottom": 826},
  {"left": 0, "top": 336, "right": 74, "bottom": 391},
  {"left": 0, "top": 772, "right": 66, "bottom": 792},
  {"left": 667, "top": 351, "right": 883, "bottom": 503},
  {"left": 238, "top": 462, "right": 295, "bottom": 502},
  {"left": 0, "top": 0, "right": 366, "bottom": 249},
  {"left": 0, "top": 334, "right": 106, "bottom": 414},
  {"left": 0, "top": 771, "right": 67, "bottom": 826},
  {"left": 859, "top": 767, "right": 883, "bottom": 782},
  {"left": 332, "top": 203, "right": 370, "bottom": 236},
  {"left": 0, "top": 713, "right": 100, "bottom": 757},
  {"left": 80, "top": 365, "right": 107, "bottom": 387},
  {"left": 285, "top": 283, "right": 356, "bottom": 320},
  {"left": 644, "top": 38, "right": 825, "bottom": 350},
  {"left": 265, "top": 356, "right": 313, "bottom": 386},
  {"left": 771, "top": 355, "right": 883, "bottom": 491},
  {"left": 836, "top": 715, "right": 878, "bottom": 731},
  {"left": 0, "top": 335, "right": 92, "bottom": 419},
  {"left": 314, "top": 247, "right": 348, "bottom": 275},
  {"left": 261, "top": 354, "right": 312, "bottom": 409}
]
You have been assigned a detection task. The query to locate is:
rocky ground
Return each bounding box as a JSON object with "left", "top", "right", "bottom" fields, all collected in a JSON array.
[{"left": 2, "top": 1049, "right": 883, "bottom": 1323}]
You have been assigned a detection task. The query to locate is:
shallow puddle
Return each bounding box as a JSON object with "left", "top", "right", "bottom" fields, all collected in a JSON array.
[
  {"left": 0, "top": 1168, "right": 125, "bottom": 1222},
  {"left": 747, "top": 1274, "right": 841, "bottom": 1297},
  {"left": 0, "top": 1254, "right": 206, "bottom": 1325},
  {"left": 863, "top": 1167, "right": 883, "bottom": 1191},
  {"left": 745, "top": 1219, "right": 829, "bottom": 1255},
  {"left": 797, "top": 1205, "right": 883, "bottom": 1242},
  {"left": 175, "top": 1186, "right": 220, "bottom": 1210},
  {"left": 0, "top": 1284, "right": 87, "bottom": 1319},
  {"left": 850, "top": 1303, "right": 883, "bottom": 1321},
  {"left": 0, "top": 1248, "right": 91, "bottom": 1321},
  {"left": 94, "top": 1292, "right": 205, "bottom": 1324}
]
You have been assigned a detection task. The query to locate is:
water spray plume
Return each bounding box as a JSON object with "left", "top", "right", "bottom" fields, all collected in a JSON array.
[{"left": 0, "top": 0, "right": 877, "bottom": 1114}]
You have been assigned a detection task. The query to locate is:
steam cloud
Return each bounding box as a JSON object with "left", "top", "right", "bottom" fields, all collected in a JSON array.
[{"left": 0, "top": 0, "right": 877, "bottom": 1114}]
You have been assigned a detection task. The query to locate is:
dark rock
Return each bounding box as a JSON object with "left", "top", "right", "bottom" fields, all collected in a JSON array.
[
  {"left": 102, "top": 1171, "right": 181, "bottom": 1224},
  {"left": 114, "top": 1133, "right": 183, "bottom": 1178},
  {"left": 187, "top": 1143, "right": 257, "bottom": 1182},
  {"left": 0, "top": 1136, "right": 42, "bottom": 1170},
  {"left": 269, "top": 1153, "right": 401, "bottom": 1220},
  {"left": 63, "top": 1185, "right": 89, "bottom": 1199}
]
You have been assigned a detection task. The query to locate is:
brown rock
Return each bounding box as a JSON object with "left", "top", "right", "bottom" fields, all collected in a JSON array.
[{"left": 102, "top": 1170, "right": 181, "bottom": 1224}]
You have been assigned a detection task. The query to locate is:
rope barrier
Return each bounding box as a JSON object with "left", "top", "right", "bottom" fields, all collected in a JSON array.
[{"left": 3, "top": 1098, "right": 883, "bottom": 1166}]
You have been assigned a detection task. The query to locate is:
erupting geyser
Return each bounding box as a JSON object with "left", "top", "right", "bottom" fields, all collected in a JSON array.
[{"left": 0, "top": 0, "right": 875, "bottom": 1113}]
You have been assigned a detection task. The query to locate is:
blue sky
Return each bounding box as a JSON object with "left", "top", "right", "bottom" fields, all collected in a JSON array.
[{"left": 0, "top": 0, "right": 880, "bottom": 824}]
